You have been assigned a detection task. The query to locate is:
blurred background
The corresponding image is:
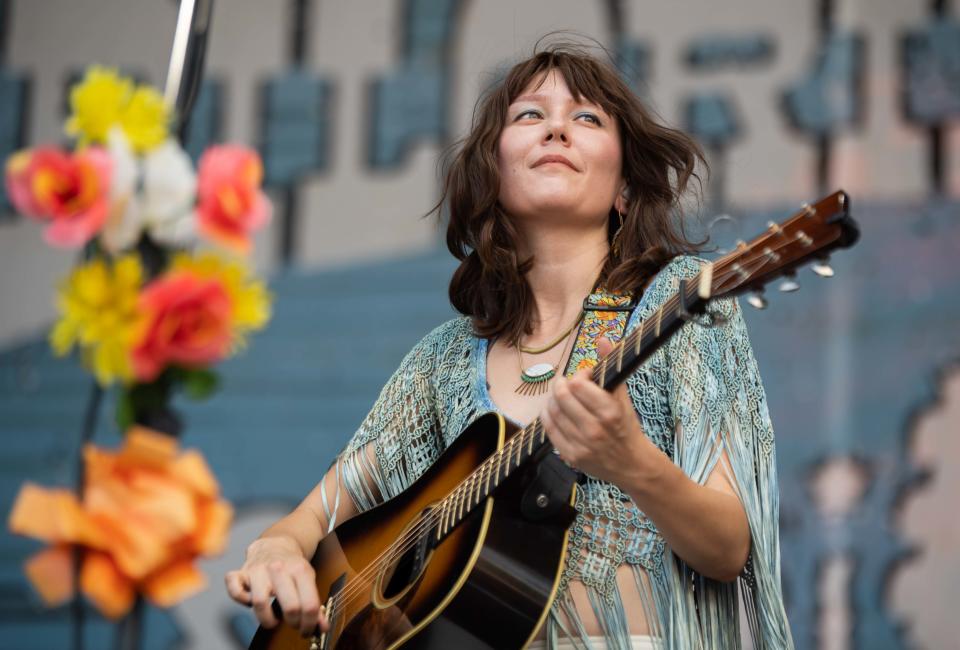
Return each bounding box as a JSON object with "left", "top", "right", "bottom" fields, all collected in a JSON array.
[{"left": 1, "top": 0, "right": 958, "bottom": 648}]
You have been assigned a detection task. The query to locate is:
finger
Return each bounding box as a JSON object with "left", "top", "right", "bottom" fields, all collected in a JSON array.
[
  {"left": 248, "top": 567, "right": 279, "bottom": 628},
  {"left": 269, "top": 565, "right": 303, "bottom": 630},
  {"left": 225, "top": 570, "right": 251, "bottom": 605},
  {"left": 597, "top": 335, "right": 616, "bottom": 359},
  {"left": 291, "top": 567, "right": 323, "bottom": 636},
  {"left": 551, "top": 378, "right": 596, "bottom": 440},
  {"left": 541, "top": 393, "right": 587, "bottom": 465},
  {"left": 567, "top": 371, "right": 619, "bottom": 416}
]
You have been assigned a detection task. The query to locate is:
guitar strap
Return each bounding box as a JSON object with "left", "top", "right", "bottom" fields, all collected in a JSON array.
[
  {"left": 563, "top": 288, "right": 637, "bottom": 377},
  {"left": 520, "top": 288, "right": 638, "bottom": 520}
]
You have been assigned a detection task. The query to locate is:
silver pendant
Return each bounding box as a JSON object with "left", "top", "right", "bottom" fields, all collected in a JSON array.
[{"left": 516, "top": 363, "right": 556, "bottom": 396}]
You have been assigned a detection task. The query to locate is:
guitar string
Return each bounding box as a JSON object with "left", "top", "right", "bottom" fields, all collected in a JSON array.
[
  {"left": 320, "top": 236, "right": 816, "bottom": 617},
  {"left": 321, "top": 243, "right": 801, "bottom": 618}
]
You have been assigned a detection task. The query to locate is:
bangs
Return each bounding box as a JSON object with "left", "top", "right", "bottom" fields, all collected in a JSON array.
[{"left": 504, "top": 51, "right": 621, "bottom": 119}]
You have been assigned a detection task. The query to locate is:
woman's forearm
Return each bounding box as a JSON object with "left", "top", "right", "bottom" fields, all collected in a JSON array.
[
  {"left": 256, "top": 464, "right": 361, "bottom": 559},
  {"left": 625, "top": 438, "right": 751, "bottom": 582}
]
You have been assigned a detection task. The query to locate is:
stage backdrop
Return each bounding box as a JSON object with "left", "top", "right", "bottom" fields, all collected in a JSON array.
[{"left": 1, "top": 1, "right": 958, "bottom": 649}]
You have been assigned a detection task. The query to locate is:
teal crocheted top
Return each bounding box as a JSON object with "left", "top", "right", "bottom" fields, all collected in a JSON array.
[{"left": 326, "top": 255, "right": 793, "bottom": 649}]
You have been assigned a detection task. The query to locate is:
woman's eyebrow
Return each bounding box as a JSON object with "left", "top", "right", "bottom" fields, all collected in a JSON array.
[
  {"left": 512, "top": 93, "right": 549, "bottom": 104},
  {"left": 510, "top": 94, "right": 603, "bottom": 111}
]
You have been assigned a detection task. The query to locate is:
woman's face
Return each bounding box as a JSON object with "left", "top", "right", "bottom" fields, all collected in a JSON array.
[{"left": 497, "top": 69, "right": 623, "bottom": 231}]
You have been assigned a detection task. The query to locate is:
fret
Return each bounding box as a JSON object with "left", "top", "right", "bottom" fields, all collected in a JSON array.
[
  {"left": 503, "top": 439, "right": 513, "bottom": 478},
  {"left": 616, "top": 338, "right": 624, "bottom": 372},
  {"left": 463, "top": 476, "right": 472, "bottom": 512},
  {"left": 472, "top": 470, "right": 482, "bottom": 505},
  {"left": 484, "top": 457, "right": 493, "bottom": 495},
  {"left": 456, "top": 484, "right": 464, "bottom": 521},
  {"left": 527, "top": 426, "right": 534, "bottom": 456},
  {"left": 494, "top": 445, "right": 503, "bottom": 486},
  {"left": 598, "top": 356, "right": 608, "bottom": 388},
  {"left": 698, "top": 265, "right": 713, "bottom": 299},
  {"left": 441, "top": 497, "right": 451, "bottom": 535},
  {"left": 654, "top": 306, "right": 663, "bottom": 336},
  {"left": 437, "top": 501, "right": 446, "bottom": 537},
  {"left": 635, "top": 319, "right": 644, "bottom": 354},
  {"left": 515, "top": 432, "right": 522, "bottom": 467}
]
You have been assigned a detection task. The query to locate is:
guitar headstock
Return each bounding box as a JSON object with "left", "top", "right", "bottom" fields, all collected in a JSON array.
[{"left": 707, "top": 190, "right": 859, "bottom": 303}]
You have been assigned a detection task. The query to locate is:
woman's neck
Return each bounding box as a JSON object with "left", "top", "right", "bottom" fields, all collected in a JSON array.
[{"left": 519, "top": 222, "right": 609, "bottom": 337}]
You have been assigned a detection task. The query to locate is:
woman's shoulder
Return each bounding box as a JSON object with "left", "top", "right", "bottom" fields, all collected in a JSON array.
[
  {"left": 656, "top": 253, "right": 710, "bottom": 281},
  {"left": 637, "top": 254, "right": 708, "bottom": 305},
  {"left": 407, "top": 315, "right": 475, "bottom": 357}
]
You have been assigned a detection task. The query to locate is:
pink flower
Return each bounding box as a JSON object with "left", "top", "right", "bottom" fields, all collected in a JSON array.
[
  {"left": 195, "top": 146, "right": 270, "bottom": 254},
  {"left": 131, "top": 271, "right": 233, "bottom": 382},
  {"left": 5, "top": 147, "right": 112, "bottom": 248}
]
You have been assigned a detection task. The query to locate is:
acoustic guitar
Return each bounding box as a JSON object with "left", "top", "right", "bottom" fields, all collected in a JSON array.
[{"left": 249, "top": 190, "right": 859, "bottom": 650}]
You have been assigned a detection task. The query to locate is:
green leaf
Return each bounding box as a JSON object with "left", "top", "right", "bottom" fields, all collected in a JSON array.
[
  {"left": 116, "top": 388, "right": 135, "bottom": 431},
  {"left": 181, "top": 368, "right": 220, "bottom": 400}
]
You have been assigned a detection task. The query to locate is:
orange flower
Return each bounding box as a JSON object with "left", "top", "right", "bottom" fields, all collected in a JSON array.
[
  {"left": 577, "top": 358, "right": 597, "bottom": 371},
  {"left": 5, "top": 146, "right": 112, "bottom": 248},
  {"left": 195, "top": 145, "right": 270, "bottom": 254},
  {"left": 131, "top": 271, "right": 233, "bottom": 382},
  {"left": 7, "top": 427, "right": 232, "bottom": 619}
]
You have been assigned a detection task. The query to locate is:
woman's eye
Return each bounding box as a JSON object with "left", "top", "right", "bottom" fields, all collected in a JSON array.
[
  {"left": 516, "top": 109, "right": 542, "bottom": 120},
  {"left": 577, "top": 112, "right": 601, "bottom": 125}
]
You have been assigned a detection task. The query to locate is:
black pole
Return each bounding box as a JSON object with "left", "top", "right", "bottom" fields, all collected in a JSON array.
[
  {"left": 97, "top": 3, "right": 216, "bottom": 650},
  {"left": 70, "top": 381, "right": 103, "bottom": 650},
  {"left": 816, "top": 0, "right": 834, "bottom": 196},
  {"left": 164, "top": 0, "right": 215, "bottom": 141},
  {"left": 929, "top": 0, "right": 946, "bottom": 195},
  {"left": 278, "top": 0, "right": 311, "bottom": 268}
]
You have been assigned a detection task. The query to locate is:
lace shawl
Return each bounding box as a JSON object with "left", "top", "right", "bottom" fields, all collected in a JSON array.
[{"left": 328, "top": 255, "right": 793, "bottom": 649}]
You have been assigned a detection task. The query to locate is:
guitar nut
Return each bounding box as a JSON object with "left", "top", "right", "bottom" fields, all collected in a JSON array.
[{"left": 536, "top": 494, "right": 549, "bottom": 508}]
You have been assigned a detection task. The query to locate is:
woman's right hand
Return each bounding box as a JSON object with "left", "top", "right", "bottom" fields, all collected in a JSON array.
[{"left": 225, "top": 535, "right": 329, "bottom": 636}]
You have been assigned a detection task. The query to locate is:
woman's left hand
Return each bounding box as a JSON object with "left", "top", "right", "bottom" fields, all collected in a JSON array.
[{"left": 540, "top": 336, "right": 654, "bottom": 487}]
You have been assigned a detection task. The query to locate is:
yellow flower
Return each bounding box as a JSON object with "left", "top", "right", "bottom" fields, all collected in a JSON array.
[
  {"left": 65, "top": 66, "right": 170, "bottom": 153},
  {"left": 50, "top": 255, "right": 144, "bottom": 385},
  {"left": 168, "top": 252, "right": 272, "bottom": 350},
  {"left": 66, "top": 67, "right": 132, "bottom": 146},
  {"left": 121, "top": 86, "right": 170, "bottom": 153}
]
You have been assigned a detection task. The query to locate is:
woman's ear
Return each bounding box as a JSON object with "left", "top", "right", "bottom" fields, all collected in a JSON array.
[{"left": 614, "top": 184, "right": 630, "bottom": 214}]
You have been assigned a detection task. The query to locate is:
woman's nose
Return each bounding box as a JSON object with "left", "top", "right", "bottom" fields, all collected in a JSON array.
[{"left": 543, "top": 121, "right": 569, "bottom": 144}]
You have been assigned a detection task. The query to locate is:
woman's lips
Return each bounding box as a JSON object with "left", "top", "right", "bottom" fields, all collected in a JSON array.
[{"left": 533, "top": 154, "right": 579, "bottom": 171}]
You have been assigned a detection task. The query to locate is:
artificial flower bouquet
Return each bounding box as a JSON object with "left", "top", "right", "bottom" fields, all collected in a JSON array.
[
  {"left": 4, "top": 65, "right": 272, "bottom": 428},
  {"left": 4, "top": 66, "right": 272, "bottom": 617}
]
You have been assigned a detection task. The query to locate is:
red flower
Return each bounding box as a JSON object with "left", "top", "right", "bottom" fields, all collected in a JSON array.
[
  {"left": 195, "top": 146, "right": 270, "bottom": 254},
  {"left": 131, "top": 271, "right": 233, "bottom": 381},
  {"left": 5, "top": 147, "right": 112, "bottom": 248}
]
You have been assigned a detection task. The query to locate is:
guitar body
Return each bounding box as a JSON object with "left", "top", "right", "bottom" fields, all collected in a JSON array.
[{"left": 249, "top": 412, "right": 578, "bottom": 650}]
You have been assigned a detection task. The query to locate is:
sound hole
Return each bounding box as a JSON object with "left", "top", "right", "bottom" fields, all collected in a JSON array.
[{"left": 380, "top": 509, "right": 434, "bottom": 601}]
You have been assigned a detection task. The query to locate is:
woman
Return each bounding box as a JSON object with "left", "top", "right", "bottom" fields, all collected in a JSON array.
[{"left": 226, "top": 44, "right": 793, "bottom": 649}]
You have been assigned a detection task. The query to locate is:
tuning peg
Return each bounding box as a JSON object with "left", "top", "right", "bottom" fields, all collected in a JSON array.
[
  {"left": 779, "top": 272, "right": 800, "bottom": 293},
  {"left": 811, "top": 258, "right": 834, "bottom": 277},
  {"left": 746, "top": 290, "right": 768, "bottom": 310}
]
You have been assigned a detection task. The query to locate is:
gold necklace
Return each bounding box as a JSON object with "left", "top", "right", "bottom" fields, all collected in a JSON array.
[
  {"left": 518, "top": 309, "right": 584, "bottom": 354},
  {"left": 514, "top": 313, "right": 582, "bottom": 396}
]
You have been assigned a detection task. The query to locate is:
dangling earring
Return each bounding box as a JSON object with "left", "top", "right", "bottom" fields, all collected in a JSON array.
[{"left": 612, "top": 207, "right": 625, "bottom": 256}]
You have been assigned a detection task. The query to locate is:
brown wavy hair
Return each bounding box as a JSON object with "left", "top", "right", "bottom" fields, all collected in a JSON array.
[{"left": 436, "top": 43, "right": 707, "bottom": 345}]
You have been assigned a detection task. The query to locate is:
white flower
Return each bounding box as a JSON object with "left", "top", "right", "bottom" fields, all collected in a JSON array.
[
  {"left": 100, "top": 127, "right": 141, "bottom": 253},
  {"left": 99, "top": 129, "right": 198, "bottom": 254},
  {"left": 141, "top": 139, "right": 197, "bottom": 247}
]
